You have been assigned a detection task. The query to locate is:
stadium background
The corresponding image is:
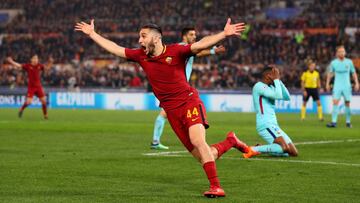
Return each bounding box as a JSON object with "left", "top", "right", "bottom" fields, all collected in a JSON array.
[
  {"left": 0, "top": 0, "right": 359, "bottom": 114},
  {"left": 0, "top": 1, "right": 360, "bottom": 202}
]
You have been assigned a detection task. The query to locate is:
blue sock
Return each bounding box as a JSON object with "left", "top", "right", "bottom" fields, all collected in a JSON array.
[
  {"left": 345, "top": 106, "right": 351, "bottom": 123},
  {"left": 153, "top": 115, "right": 166, "bottom": 144},
  {"left": 331, "top": 105, "right": 339, "bottom": 123},
  {"left": 253, "top": 144, "right": 283, "bottom": 154}
]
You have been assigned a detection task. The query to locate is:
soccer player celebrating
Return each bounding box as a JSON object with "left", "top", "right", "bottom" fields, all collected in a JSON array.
[
  {"left": 300, "top": 59, "right": 323, "bottom": 121},
  {"left": 243, "top": 65, "right": 298, "bottom": 158},
  {"left": 6, "top": 55, "right": 52, "bottom": 119},
  {"left": 326, "top": 46, "right": 359, "bottom": 128},
  {"left": 151, "top": 27, "right": 226, "bottom": 150},
  {"left": 75, "top": 19, "right": 248, "bottom": 198}
]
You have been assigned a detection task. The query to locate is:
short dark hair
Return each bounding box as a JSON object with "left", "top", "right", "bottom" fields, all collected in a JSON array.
[
  {"left": 181, "top": 27, "right": 196, "bottom": 37},
  {"left": 141, "top": 23, "right": 162, "bottom": 35},
  {"left": 261, "top": 65, "right": 273, "bottom": 76}
]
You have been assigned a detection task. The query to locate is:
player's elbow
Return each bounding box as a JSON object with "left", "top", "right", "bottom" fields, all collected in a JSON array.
[
  {"left": 190, "top": 45, "right": 203, "bottom": 55},
  {"left": 191, "top": 41, "right": 212, "bottom": 54}
]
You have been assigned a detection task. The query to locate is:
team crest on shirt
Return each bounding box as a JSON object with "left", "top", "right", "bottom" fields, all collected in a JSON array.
[{"left": 165, "top": 57, "right": 172, "bottom": 64}]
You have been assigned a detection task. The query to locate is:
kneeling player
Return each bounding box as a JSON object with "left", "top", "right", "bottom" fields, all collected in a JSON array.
[{"left": 243, "top": 66, "right": 298, "bottom": 158}]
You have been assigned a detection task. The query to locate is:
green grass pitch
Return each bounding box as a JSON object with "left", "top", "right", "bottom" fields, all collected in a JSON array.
[{"left": 0, "top": 109, "right": 359, "bottom": 203}]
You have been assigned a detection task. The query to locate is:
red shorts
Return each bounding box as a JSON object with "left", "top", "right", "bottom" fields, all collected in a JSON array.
[
  {"left": 27, "top": 87, "right": 45, "bottom": 98},
  {"left": 166, "top": 99, "right": 209, "bottom": 152}
]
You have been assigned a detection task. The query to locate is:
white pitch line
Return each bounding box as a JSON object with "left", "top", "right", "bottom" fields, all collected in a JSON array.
[
  {"left": 144, "top": 151, "right": 187, "bottom": 156},
  {"left": 232, "top": 157, "right": 360, "bottom": 167},
  {"left": 142, "top": 139, "right": 360, "bottom": 167},
  {"left": 143, "top": 139, "right": 360, "bottom": 156},
  {"left": 295, "top": 139, "right": 360, "bottom": 145},
  {"left": 145, "top": 154, "right": 360, "bottom": 167}
]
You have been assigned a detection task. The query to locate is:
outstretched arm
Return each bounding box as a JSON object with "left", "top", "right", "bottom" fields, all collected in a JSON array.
[
  {"left": 75, "top": 19, "right": 126, "bottom": 58},
  {"left": 44, "top": 57, "right": 54, "bottom": 70},
  {"left": 6, "top": 57, "right": 22, "bottom": 69},
  {"left": 191, "top": 18, "right": 245, "bottom": 54},
  {"left": 196, "top": 45, "right": 226, "bottom": 57}
]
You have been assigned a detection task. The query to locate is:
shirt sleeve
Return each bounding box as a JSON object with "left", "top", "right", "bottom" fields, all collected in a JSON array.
[
  {"left": 301, "top": 72, "right": 305, "bottom": 81},
  {"left": 258, "top": 79, "right": 283, "bottom": 100},
  {"left": 329, "top": 61, "right": 335, "bottom": 73},
  {"left": 317, "top": 71, "right": 320, "bottom": 81},
  {"left": 279, "top": 80, "right": 291, "bottom": 101},
  {"left": 125, "top": 48, "right": 142, "bottom": 62},
  {"left": 349, "top": 60, "right": 356, "bottom": 74},
  {"left": 21, "top": 64, "right": 28, "bottom": 70},
  {"left": 176, "top": 43, "right": 194, "bottom": 59}
]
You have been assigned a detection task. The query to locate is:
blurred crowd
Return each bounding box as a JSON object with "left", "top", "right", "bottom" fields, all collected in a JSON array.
[
  {"left": 0, "top": 59, "right": 328, "bottom": 91},
  {"left": 0, "top": 0, "right": 359, "bottom": 90}
]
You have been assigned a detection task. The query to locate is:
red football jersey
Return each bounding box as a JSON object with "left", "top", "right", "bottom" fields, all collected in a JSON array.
[
  {"left": 22, "top": 63, "right": 44, "bottom": 87},
  {"left": 125, "top": 44, "right": 198, "bottom": 110}
]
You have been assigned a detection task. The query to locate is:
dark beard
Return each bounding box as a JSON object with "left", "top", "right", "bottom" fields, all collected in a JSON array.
[{"left": 147, "top": 41, "right": 155, "bottom": 57}]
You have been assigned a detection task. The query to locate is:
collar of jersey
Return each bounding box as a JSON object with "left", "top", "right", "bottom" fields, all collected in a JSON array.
[{"left": 146, "top": 45, "right": 167, "bottom": 60}]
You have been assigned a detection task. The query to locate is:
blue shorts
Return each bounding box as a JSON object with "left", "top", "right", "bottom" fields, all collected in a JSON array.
[
  {"left": 258, "top": 125, "right": 292, "bottom": 144},
  {"left": 333, "top": 87, "right": 352, "bottom": 102}
]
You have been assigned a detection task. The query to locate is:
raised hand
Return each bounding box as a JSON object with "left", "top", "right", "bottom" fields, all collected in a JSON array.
[
  {"left": 75, "top": 19, "right": 95, "bottom": 35},
  {"left": 272, "top": 67, "right": 280, "bottom": 79},
  {"left": 6, "top": 57, "right": 14, "bottom": 63},
  {"left": 6, "top": 56, "right": 22, "bottom": 68},
  {"left": 215, "top": 45, "right": 226, "bottom": 54},
  {"left": 223, "top": 18, "right": 246, "bottom": 37}
]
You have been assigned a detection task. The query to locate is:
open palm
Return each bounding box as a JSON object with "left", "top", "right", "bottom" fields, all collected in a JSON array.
[
  {"left": 223, "top": 18, "right": 246, "bottom": 37},
  {"left": 75, "top": 19, "right": 95, "bottom": 35}
]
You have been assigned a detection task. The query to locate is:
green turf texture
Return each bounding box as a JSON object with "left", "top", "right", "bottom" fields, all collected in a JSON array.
[{"left": 0, "top": 109, "right": 359, "bottom": 203}]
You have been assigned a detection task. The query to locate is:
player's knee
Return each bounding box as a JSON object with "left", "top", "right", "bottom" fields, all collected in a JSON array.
[
  {"left": 274, "top": 137, "right": 288, "bottom": 152},
  {"left": 190, "top": 138, "right": 206, "bottom": 148},
  {"left": 159, "top": 110, "right": 167, "bottom": 118},
  {"left": 281, "top": 144, "right": 289, "bottom": 153},
  {"left": 288, "top": 145, "right": 298, "bottom": 157},
  {"left": 190, "top": 149, "right": 202, "bottom": 162},
  {"left": 289, "top": 150, "right": 298, "bottom": 157}
]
